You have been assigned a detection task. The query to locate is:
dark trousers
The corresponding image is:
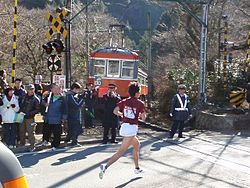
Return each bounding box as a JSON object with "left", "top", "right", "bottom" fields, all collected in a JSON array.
[
  {"left": 3, "top": 123, "right": 17, "bottom": 146},
  {"left": 169, "top": 120, "right": 185, "bottom": 138},
  {"left": 66, "top": 120, "right": 82, "bottom": 144},
  {"left": 43, "top": 123, "right": 62, "bottom": 148},
  {"left": 42, "top": 123, "right": 49, "bottom": 142},
  {"left": 103, "top": 127, "right": 116, "bottom": 142}
]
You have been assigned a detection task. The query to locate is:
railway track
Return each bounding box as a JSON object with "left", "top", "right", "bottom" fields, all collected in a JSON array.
[{"left": 139, "top": 127, "right": 250, "bottom": 175}]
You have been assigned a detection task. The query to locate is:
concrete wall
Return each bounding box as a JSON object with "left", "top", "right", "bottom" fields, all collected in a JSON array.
[{"left": 195, "top": 111, "right": 250, "bottom": 130}]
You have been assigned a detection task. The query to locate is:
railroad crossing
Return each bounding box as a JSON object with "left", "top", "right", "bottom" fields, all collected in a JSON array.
[{"left": 18, "top": 127, "right": 250, "bottom": 188}]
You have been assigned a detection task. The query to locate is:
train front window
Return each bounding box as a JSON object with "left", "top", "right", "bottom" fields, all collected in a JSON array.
[
  {"left": 107, "top": 60, "right": 120, "bottom": 77},
  {"left": 122, "top": 61, "right": 134, "bottom": 78},
  {"left": 94, "top": 60, "right": 105, "bottom": 76}
]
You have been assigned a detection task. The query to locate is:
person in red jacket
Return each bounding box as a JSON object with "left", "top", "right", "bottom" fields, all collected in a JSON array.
[{"left": 99, "top": 82, "right": 146, "bottom": 179}]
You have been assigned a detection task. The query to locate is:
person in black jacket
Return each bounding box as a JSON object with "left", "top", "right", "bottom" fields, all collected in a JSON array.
[
  {"left": 19, "top": 84, "right": 40, "bottom": 149},
  {"left": 14, "top": 78, "right": 26, "bottom": 101},
  {"left": 102, "top": 84, "right": 121, "bottom": 144},
  {"left": 14, "top": 78, "right": 26, "bottom": 143},
  {"left": 169, "top": 84, "right": 191, "bottom": 139},
  {"left": 84, "top": 83, "right": 96, "bottom": 128}
]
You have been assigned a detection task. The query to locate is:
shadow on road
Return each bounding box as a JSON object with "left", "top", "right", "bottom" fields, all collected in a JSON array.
[
  {"left": 51, "top": 145, "right": 111, "bottom": 166},
  {"left": 18, "top": 151, "right": 61, "bottom": 168},
  {"left": 115, "top": 177, "right": 143, "bottom": 188},
  {"left": 47, "top": 137, "right": 158, "bottom": 187}
]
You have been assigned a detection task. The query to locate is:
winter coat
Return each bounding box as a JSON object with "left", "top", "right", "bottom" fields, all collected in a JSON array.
[
  {"left": 0, "top": 95, "right": 20, "bottom": 123},
  {"left": 102, "top": 93, "right": 121, "bottom": 128},
  {"left": 66, "top": 91, "right": 84, "bottom": 122},
  {"left": 170, "top": 93, "right": 191, "bottom": 121},
  {"left": 19, "top": 94, "right": 40, "bottom": 119},
  {"left": 14, "top": 87, "right": 26, "bottom": 102},
  {"left": 43, "top": 94, "right": 67, "bottom": 124},
  {"left": 84, "top": 89, "right": 96, "bottom": 108}
]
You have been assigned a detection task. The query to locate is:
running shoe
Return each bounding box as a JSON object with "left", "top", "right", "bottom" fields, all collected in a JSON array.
[
  {"left": 99, "top": 164, "right": 106, "bottom": 179},
  {"left": 134, "top": 168, "right": 143, "bottom": 174}
]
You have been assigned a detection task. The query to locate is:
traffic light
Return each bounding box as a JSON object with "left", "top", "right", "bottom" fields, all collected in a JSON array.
[
  {"left": 52, "top": 39, "right": 64, "bottom": 54},
  {"left": 42, "top": 42, "right": 53, "bottom": 54}
]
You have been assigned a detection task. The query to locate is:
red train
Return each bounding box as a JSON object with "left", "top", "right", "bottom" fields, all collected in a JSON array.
[{"left": 87, "top": 47, "right": 148, "bottom": 99}]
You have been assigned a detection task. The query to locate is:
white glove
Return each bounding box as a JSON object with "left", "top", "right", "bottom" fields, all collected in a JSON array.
[{"left": 169, "top": 113, "right": 173, "bottom": 117}]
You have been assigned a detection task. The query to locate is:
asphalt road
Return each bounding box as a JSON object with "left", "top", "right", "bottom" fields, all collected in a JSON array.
[{"left": 17, "top": 128, "right": 250, "bottom": 188}]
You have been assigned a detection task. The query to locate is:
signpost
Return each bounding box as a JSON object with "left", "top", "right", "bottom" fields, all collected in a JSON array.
[
  {"left": 47, "top": 54, "right": 61, "bottom": 84},
  {"left": 46, "top": 7, "right": 70, "bottom": 39},
  {"left": 53, "top": 75, "right": 66, "bottom": 90}
]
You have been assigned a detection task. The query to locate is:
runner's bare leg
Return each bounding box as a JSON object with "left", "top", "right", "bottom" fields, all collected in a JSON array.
[
  {"left": 106, "top": 136, "right": 134, "bottom": 168},
  {"left": 131, "top": 136, "right": 140, "bottom": 168}
]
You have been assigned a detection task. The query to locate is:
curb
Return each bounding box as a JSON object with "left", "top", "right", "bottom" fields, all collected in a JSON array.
[
  {"left": 12, "top": 123, "right": 168, "bottom": 153},
  {"left": 12, "top": 137, "right": 124, "bottom": 154},
  {"left": 139, "top": 121, "right": 169, "bottom": 132}
]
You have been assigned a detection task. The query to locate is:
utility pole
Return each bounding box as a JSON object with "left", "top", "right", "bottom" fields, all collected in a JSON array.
[
  {"left": 198, "top": 4, "right": 209, "bottom": 103},
  {"left": 222, "top": 15, "right": 228, "bottom": 94},
  {"left": 85, "top": 0, "right": 90, "bottom": 77},
  {"left": 246, "top": 24, "right": 250, "bottom": 82},
  {"left": 64, "top": 0, "right": 73, "bottom": 88},
  {"left": 147, "top": 12, "right": 153, "bottom": 105},
  {"left": 62, "top": 0, "right": 96, "bottom": 88},
  {"left": 160, "top": 0, "right": 211, "bottom": 103}
]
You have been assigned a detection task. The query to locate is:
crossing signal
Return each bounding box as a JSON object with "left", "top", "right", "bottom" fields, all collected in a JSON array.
[
  {"left": 52, "top": 39, "right": 64, "bottom": 54},
  {"left": 42, "top": 42, "right": 53, "bottom": 54},
  {"left": 42, "top": 39, "right": 64, "bottom": 54}
]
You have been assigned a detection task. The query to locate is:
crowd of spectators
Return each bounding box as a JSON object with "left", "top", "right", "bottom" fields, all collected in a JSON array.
[{"left": 0, "top": 72, "right": 97, "bottom": 151}]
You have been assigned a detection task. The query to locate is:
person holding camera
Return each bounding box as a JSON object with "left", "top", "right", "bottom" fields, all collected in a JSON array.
[
  {"left": 0, "top": 87, "right": 20, "bottom": 148},
  {"left": 65, "top": 82, "right": 84, "bottom": 146},
  {"left": 84, "top": 83, "right": 97, "bottom": 128},
  {"left": 102, "top": 83, "right": 121, "bottom": 144}
]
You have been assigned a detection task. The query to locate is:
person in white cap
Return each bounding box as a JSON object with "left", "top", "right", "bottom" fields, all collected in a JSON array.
[{"left": 169, "top": 84, "right": 191, "bottom": 138}]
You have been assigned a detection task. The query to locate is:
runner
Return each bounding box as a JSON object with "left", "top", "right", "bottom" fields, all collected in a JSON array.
[{"left": 99, "top": 82, "right": 146, "bottom": 179}]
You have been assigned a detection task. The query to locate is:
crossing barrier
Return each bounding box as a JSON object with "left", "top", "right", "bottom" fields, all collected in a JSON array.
[
  {"left": 229, "top": 90, "right": 245, "bottom": 108},
  {"left": 12, "top": 0, "right": 18, "bottom": 85}
]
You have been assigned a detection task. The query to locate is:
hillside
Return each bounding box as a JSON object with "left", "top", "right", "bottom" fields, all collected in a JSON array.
[{"left": 20, "top": 0, "right": 165, "bottom": 44}]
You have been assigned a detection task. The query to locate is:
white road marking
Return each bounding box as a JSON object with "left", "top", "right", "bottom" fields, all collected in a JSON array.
[{"left": 165, "top": 139, "right": 250, "bottom": 175}]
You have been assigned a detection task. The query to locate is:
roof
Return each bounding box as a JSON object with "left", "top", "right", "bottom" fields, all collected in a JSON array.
[{"left": 90, "top": 47, "right": 139, "bottom": 60}]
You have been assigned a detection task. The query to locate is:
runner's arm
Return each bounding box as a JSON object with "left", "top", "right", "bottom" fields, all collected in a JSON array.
[
  {"left": 139, "top": 111, "right": 146, "bottom": 121},
  {"left": 113, "top": 106, "right": 123, "bottom": 117}
]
